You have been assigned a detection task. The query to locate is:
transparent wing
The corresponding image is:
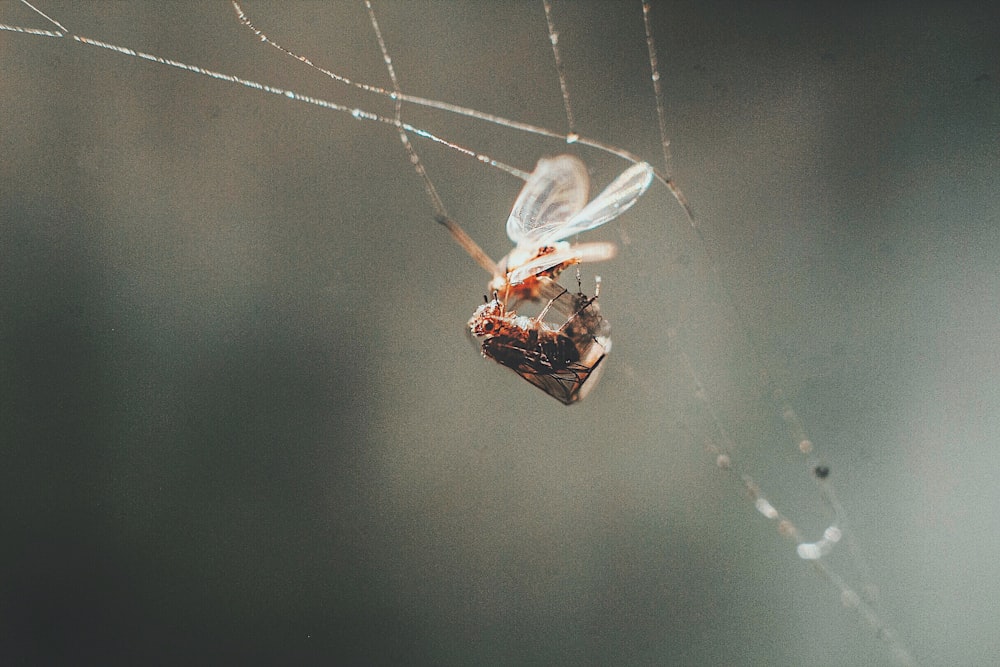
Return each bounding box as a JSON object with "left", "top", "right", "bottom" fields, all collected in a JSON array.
[
  {"left": 506, "top": 155, "right": 590, "bottom": 245},
  {"left": 532, "top": 161, "right": 655, "bottom": 247},
  {"left": 505, "top": 242, "right": 617, "bottom": 286}
]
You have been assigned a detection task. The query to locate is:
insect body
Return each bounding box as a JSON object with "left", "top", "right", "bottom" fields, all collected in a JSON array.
[
  {"left": 470, "top": 300, "right": 580, "bottom": 371},
  {"left": 489, "top": 155, "right": 654, "bottom": 301},
  {"left": 469, "top": 279, "right": 609, "bottom": 405}
]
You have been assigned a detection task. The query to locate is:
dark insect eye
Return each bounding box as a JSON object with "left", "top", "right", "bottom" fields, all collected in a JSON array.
[{"left": 482, "top": 321, "right": 494, "bottom": 332}]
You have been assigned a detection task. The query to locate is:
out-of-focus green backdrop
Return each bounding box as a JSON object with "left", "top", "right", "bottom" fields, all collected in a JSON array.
[{"left": 2, "top": 2, "right": 998, "bottom": 665}]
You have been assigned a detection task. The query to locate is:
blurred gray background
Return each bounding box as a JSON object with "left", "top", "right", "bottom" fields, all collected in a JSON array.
[{"left": 2, "top": 1, "right": 998, "bottom": 665}]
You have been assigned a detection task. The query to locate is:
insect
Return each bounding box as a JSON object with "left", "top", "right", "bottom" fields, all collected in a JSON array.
[
  {"left": 469, "top": 277, "right": 609, "bottom": 405},
  {"left": 488, "top": 154, "right": 654, "bottom": 302},
  {"left": 465, "top": 153, "right": 650, "bottom": 403}
]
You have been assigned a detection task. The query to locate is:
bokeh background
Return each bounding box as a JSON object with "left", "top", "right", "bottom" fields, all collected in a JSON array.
[{"left": 2, "top": 2, "right": 998, "bottom": 665}]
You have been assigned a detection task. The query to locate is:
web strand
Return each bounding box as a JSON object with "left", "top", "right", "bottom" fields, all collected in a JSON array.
[
  {"left": 2, "top": 1, "right": 693, "bottom": 216},
  {"left": 541, "top": 0, "right": 577, "bottom": 141},
  {"left": 639, "top": 2, "right": 914, "bottom": 663},
  {"left": 230, "top": 1, "right": 691, "bottom": 218},
  {"left": 361, "top": 0, "right": 498, "bottom": 277}
]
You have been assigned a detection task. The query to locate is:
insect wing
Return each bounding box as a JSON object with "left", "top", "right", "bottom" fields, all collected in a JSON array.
[
  {"left": 514, "top": 352, "right": 607, "bottom": 405},
  {"left": 514, "top": 293, "right": 610, "bottom": 405},
  {"left": 481, "top": 324, "right": 608, "bottom": 406},
  {"left": 506, "top": 155, "right": 590, "bottom": 246},
  {"left": 532, "top": 161, "right": 655, "bottom": 247},
  {"left": 504, "top": 241, "right": 616, "bottom": 287}
]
